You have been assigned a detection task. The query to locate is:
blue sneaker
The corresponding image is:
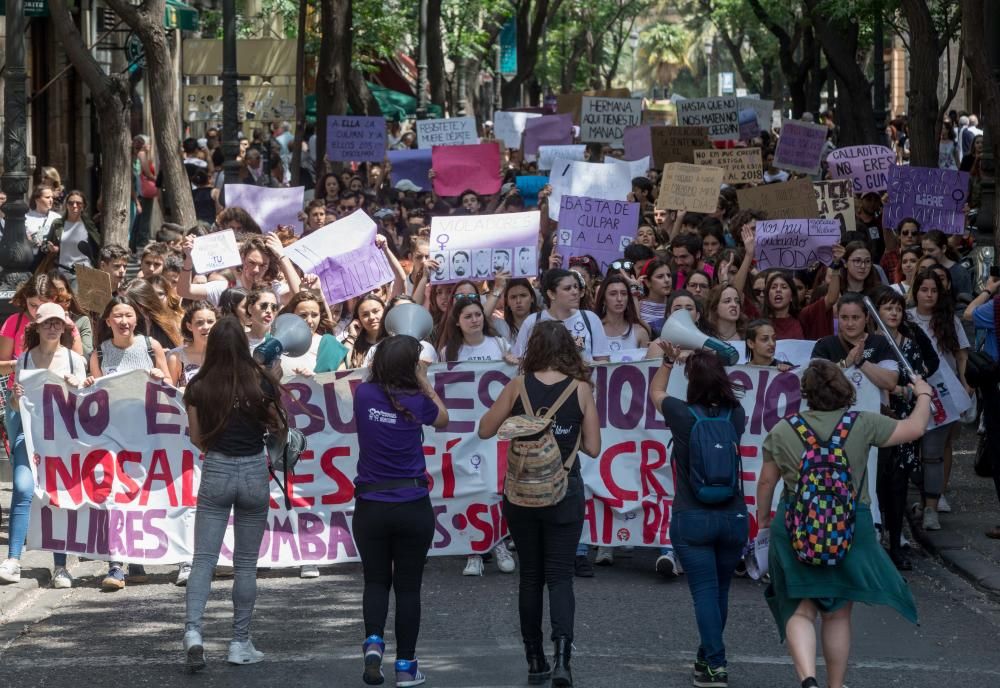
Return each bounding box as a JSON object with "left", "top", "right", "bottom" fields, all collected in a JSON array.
[
  {"left": 101, "top": 565, "right": 126, "bottom": 591},
  {"left": 362, "top": 635, "right": 385, "bottom": 685},
  {"left": 394, "top": 658, "right": 426, "bottom": 687}
]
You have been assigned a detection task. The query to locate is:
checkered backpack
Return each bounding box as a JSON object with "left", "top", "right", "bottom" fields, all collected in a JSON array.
[{"left": 784, "top": 412, "right": 861, "bottom": 567}]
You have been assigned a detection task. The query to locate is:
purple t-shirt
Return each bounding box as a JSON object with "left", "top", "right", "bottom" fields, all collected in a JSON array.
[{"left": 353, "top": 382, "right": 438, "bottom": 502}]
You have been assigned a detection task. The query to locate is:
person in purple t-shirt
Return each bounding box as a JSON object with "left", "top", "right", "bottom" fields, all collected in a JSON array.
[{"left": 351, "top": 335, "right": 448, "bottom": 688}]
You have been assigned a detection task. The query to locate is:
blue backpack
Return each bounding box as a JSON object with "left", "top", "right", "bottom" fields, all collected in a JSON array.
[{"left": 687, "top": 406, "right": 742, "bottom": 504}]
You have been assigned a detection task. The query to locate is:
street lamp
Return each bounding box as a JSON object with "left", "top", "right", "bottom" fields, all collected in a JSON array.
[
  {"left": 703, "top": 35, "right": 713, "bottom": 98},
  {"left": 629, "top": 29, "right": 640, "bottom": 95},
  {"left": 221, "top": 0, "right": 241, "bottom": 185}
]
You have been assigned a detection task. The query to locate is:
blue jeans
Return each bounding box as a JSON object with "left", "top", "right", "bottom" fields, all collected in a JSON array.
[
  {"left": 670, "top": 509, "right": 748, "bottom": 668},
  {"left": 5, "top": 405, "right": 66, "bottom": 566}
]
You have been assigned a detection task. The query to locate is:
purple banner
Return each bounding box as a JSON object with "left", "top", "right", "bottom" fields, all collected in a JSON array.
[
  {"left": 556, "top": 195, "right": 640, "bottom": 272},
  {"left": 773, "top": 120, "right": 828, "bottom": 175},
  {"left": 828, "top": 145, "right": 895, "bottom": 194},
  {"left": 754, "top": 218, "right": 842, "bottom": 270},
  {"left": 622, "top": 126, "right": 652, "bottom": 162},
  {"left": 325, "top": 115, "right": 387, "bottom": 162},
  {"left": 523, "top": 114, "right": 574, "bottom": 156},
  {"left": 883, "top": 165, "right": 970, "bottom": 235},
  {"left": 387, "top": 149, "right": 433, "bottom": 192}
]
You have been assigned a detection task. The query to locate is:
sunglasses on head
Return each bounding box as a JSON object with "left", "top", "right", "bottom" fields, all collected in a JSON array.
[
  {"left": 609, "top": 260, "right": 634, "bottom": 272},
  {"left": 568, "top": 256, "right": 592, "bottom": 268},
  {"left": 453, "top": 292, "right": 481, "bottom": 304}
]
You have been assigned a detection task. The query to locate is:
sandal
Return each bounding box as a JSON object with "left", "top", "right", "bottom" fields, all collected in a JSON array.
[{"left": 985, "top": 527, "right": 1000, "bottom": 539}]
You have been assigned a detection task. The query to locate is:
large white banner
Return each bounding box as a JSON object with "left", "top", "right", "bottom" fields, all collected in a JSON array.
[{"left": 23, "top": 360, "right": 878, "bottom": 566}]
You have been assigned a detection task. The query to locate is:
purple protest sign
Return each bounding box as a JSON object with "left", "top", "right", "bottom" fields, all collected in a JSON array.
[
  {"left": 387, "top": 149, "right": 433, "bottom": 191},
  {"left": 773, "top": 119, "right": 829, "bottom": 175},
  {"left": 523, "top": 114, "right": 573, "bottom": 156},
  {"left": 883, "top": 165, "right": 970, "bottom": 235},
  {"left": 623, "top": 126, "right": 652, "bottom": 162},
  {"left": 828, "top": 145, "right": 895, "bottom": 193},
  {"left": 556, "top": 196, "right": 640, "bottom": 272},
  {"left": 224, "top": 184, "right": 305, "bottom": 235},
  {"left": 754, "top": 218, "right": 842, "bottom": 270},
  {"left": 428, "top": 211, "right": 540, "bottom": 283},
  {"left": 326, "top": 115, "right": 387, "bottom": 162}
]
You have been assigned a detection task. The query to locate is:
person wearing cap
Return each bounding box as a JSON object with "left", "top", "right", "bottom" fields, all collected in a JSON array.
[{"left": 0, "top": 303, "right": 89, "bottom": 589}]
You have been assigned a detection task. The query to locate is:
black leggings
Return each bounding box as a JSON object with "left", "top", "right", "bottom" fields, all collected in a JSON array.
[
  {"left": 352, "top": 496, "right": 434, "bottom": 660},
  {"left": 877, "top": 447, "right": 913, "bottom": 552}
]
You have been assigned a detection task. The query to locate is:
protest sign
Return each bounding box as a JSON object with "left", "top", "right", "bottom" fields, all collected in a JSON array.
[
  {"left": 224, "top": 184, "right": 305, "bottom": 235},
  {"left": 883, "top": 165, "right": 970, "bottom": 235},
  {"left": 675, "top": 97, "right": 739, "bottom": 141},
  {"left": 650, "top": 126, "right": 712, "bottom": 168},
  {"left": 538, "top": 144, "right": 586, "bottom": 171},
  {"left": 814, "top": 180, "right": 856, "bottom": 234},
  {"left": 493, "top": 111, "right": 541, "bottom": 150},
  {"left": 580, "top": 96, "right": 643, "bottom": 147},
  {"left": 828, "top": 145, "right": 896, "bottom": 193},
  {"left": 737, "top": 97, "right": 774, "bottom": 133},
  {"left": 736, "top": 179, "right": 820, "bottom": 220},
  {"left": 623, "top": 126, "right": 653, "bottom": 162},
  {"left": 74, "top": 265, "right": 113, "bottom": 315},
  {"left": 693, "top": 147, "right": 763, "bottom": 184},
  {"left": 738, "top": 109, "right": 761, "bottom": 141},
  {"left": 190, "top": 229, "right": 242, "bottom": 275},
  {"left": 429, "top": 211, "right": 540, "bottom": 282},
  {"left": 387, "top": 149, "right": 432, "bottom": 191},
  {"left": 431, "top": 142, "right": 502, "bottom": 197},
  {"left": 515, "top": 175, "right": 549, "bottom": 208},
  {"left": 773, "top": 119, "right": 828, "bottom": 174},
  {"left": 325, "top": 115, "right": 386, "bottom": 162},
  {"left": 556, "top": 195, "right": 640, "bottom": 271},
  {"left": 754, "top": 218, "right": 842, "bottom": 270},
  {"left": 416, "top": 116, "right": 478, "bottom": 148},
  {"left": 547, "top": 161, "right": 633, "bottom": 221},
  {"left": 284, "top": 211, "right": 394, "bottom": 303},
  {"left": 22, "top": 361, "right": 880, "bottom": 565},
  {"left": 605, "top": 155, "right": 650, "bottom": 180},
  {"left": 523, "top": 114, "right": 574, "bottom": 155},
  {"left": 555, "top": 88, "right": 630, "bottom": 124},
  {"left": 657, "top": 163, "right": 724, "bottom": 213}
]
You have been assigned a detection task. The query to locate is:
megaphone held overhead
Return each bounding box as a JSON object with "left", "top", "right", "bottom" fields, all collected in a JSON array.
[
  {"left": 253, "top": 313, "right": 313, "bottom": 366},
  {"left": 660, "top": 309, "right": 739, "bottom": 365},
  {"left": 384, "top": 303, "right": 434, "bottom": 341}
]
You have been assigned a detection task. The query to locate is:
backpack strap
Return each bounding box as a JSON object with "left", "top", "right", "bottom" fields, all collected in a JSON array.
[
  {"left": 578, "top": 311, "right": 594, "bottom": 355},
  {"left": 787, "top": 414, "right": 821, "bottom": 451},
  {"left": 829, "top": 411, "right": 860, "bottom": 449},
  {"left": 145, "top": 335, "right": 154, "bottom": 362},
  {"left": 540, "top": 379, "right": 580, "bottom": 421},
  {"left": 515, "top": 376, "right": 534, "bottom": 416}
]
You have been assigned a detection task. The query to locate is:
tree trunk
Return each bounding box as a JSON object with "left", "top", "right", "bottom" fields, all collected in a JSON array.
[
  {"left": 900, "top": 0, "right": 943, "bottom": 168},
  {"left": 315, "top": 0, "right": 352, "bottom": 170},
  {"left": 49, "top": 0, "right": 132, "bottom": 247},
  {"left": 501, "top": 0, "right": 563, "bottom": 108},
  {"left": 427, "top": 0, "right": 447, "bottom": 111}
]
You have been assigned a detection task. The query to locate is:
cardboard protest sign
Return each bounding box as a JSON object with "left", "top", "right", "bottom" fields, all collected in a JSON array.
[
  {"left": 387, "top": 149, "right": 433, "bottom": 191},
  {"left": 284, "top": 211, "right": 394, "bottom": 303},
  {"left": 657, "top": 163, "right": 724, "bottom": 213},
  {"left": 74, "top": 265, "right": 113, "bottom": 314},
  {"left": 773, "top": 119, "right": 828, "bottom": 174},
  {"left": 493, "top": 111, "right": 541, "bottom": 150},
  {"left": 191, "top": 229, "right": 242, "bottom": 275},
  {"left": 556, "top": 88, "right": 630, "bottom": 124},
  {"left": 737, "top": 97, "right": 774, "bottom": 133},
  {"left": 675, "top": 97, "right": 739, "bottom": 141},
  {"left": 814, "top": 180, "right": 856, "bottom": 235},
  {"left": 431, "top": 142, "right": 502, "bottom": 197},
  {"left": 325, "top": 115, "right": 386, "bottom": 162},
  {"left": 416, "top": 116, "right": 478, "bottom": 148},
  {"left": 547, "top": 160, "right": 633, "bottom": 221},
  {"left": 692, "top": 147, "right": 763, "bottom": 185},
  {"left": 429, "top": 211, "right": 540, "bottom": 282},
  {"left": 736, "top": 179, "right": 820, "bottom": 220},
  {"left": 828, "top": 145, "right": 895, "bottom": 193},
  {"left": 515, "top": 175, "right": 549, "bottom": 208},
  {"left": 225, "top": 184, "right": 305, "bottom": 235},
  {"left": 523, "top": 114, "right": 574, "bottom": 155},
  {"left": 650, "top": 126, "right": 712, "bottom": 168},
  {"left": 538, "top": 144, "right": 585, "bottom": 171},
  {"left": 623, "top": 126, "right": 653, "bottom": 162},
  {"left": 580, "top": 96, "right": 643, "bottom": 147},
  {"left": 556, "top": 196, "right": 640, "bottom": 271},
  {"left": 754, "top": 218, "right": 842, "bottom": 270},
  {"left": 883, "top": 165, "right": 970, "bottom": 235},
  {"left": 738, "top": 109, "right": 761, "bottom": 141}
]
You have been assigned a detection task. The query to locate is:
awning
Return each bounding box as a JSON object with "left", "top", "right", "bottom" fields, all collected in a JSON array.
[{"left": 165, "top": 0, "right": 199, "bottom": 31}]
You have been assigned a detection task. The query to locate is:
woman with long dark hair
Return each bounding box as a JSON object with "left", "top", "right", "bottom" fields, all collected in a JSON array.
[
  {"left": 182, "top": 317, "right": 284, "bottom": 672},
  {"left": 126, "top": 279, "right": 183, "bottom": 349},
  {"left": 278, "top": 289, "right": 348, "bottom": 377},
  {"left": 839, "top": 241, "right": 880, "bottom": 295},
  {"left": 594, "top": 274, "right": 650, "bottom": 355},
  {"left": 704, "top": 284, "right": 746, "bottom": 342},
  {"left": 168, "top": 301, "right": 218, "bottom": 389},
  {"left": 42, "top": 189, "right": 101, "bottom": 273},
  {"left": 892, "top": 246, "right": 922, "bottom": 296},
  {"left": 346, "top": 295, "right": 386, "bottom": 369},
  {"left": 479, "top": 321, "right": 601, "bottom": 687},
  {"left": 502, "top": 278, "right": 540, "bottom": 343},
  {"left": 514, "top": 269, "right": 610, "bottom": 363},
  {"left": 649, "top": 347, "right": 748, "bottom": 688},
  {"left": 352, "top": 335, "right": 448, "bottom": 687},
  {"left": 43, "top": 269, "right": 93, "bottom": 357}
]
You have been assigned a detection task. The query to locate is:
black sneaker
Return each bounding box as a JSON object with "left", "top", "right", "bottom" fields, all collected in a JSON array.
[
  {"left": 692, "top": 657, "right": 708, "bottom": 677},
  {"left": 692, "top": 665, "right": 728, "bottom": 687},
  {"left": 801, "top": 678, "right": 819, "bottom": 688},
  {"left": 574, "top": 555, "right": 594, "bottom": 578}
]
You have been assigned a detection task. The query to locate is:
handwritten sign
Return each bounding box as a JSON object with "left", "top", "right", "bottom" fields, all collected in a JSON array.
[
  {"left": 387, "top": 149, "right": 433, "bottom": 191},
  {"left": 429, "top": 211, "right": 540, "bottom": 282},
  {"left": 224, "top": 184, "right": 305, "bottom": 235},
  {"left": 736, "top": 179, "right": 820, "bottom": 220},
  {"left": 493, "top": 111, "right": 541, "bottom": 150},
  {"left": 693, "top": 147, "right": 763, "bottom": 185},
  {"left": 675, "top": 97, "right": 739, "bottom": 141},
  {"left": 74, "top": 265, "right": 113, "bottom": 314},
  {"left": 555, "top": 88, "right": 630, "bottom": 124},
  {"left": 548, "top": 161, "right": 633, "bottom": 221},
  {"left": 191, "top": 229, "right": 242, "bottom": 275},
  {"left": 650, "top": 126, "right": 712, "bottom": 168},
  {"left": 416, "top": 116, "right": 478, "bottom": 148},
  {"left": 737, "top": 97, "right": 774, "bottom": 133},
  {"left": 814, "top": 180, "right": 856, "bottom": 235},
  {"left": 431, "top": 142, "right": 502, "bottom": 197},
  {"left": 556, "top": 196, "right": 640, "bottom": 271},
  {"left": 828, "top": 145, "right": 895, "bottom": 193},
  {"left": 325, "top": 115, "right": 386, "bottom": 162},
  {"left": 754, "top": 218, "right": 842, "bottom": 270},
  {"left": 738, "top": 109, "right": 761, "bottom": 141},
  {"left": 538, "top": 144, "right": 586, "bottom": 171},
  {"left": 580, "top": 96, "right": 643, "bottom": 147},
  {"left": 657, "top": 163, "right": 724, "bottom": 213},
  {"left": 523, "top": 114, "right": 573, "bottom": 155},
  {"left": 773, "top": 119, "right": 828, "bottom": 175},
  {"left": 883, "top": 165, "right": 970, "bottom": 235}
]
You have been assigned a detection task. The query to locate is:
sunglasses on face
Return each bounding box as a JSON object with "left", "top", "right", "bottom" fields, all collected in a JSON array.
[
  {"left": 609, "top": 260, "right": 634, "bottom": 272},
  {"left": 453, "top": 292, "right": 481, "bottom": 304},
  {"left": 257, "top": 302, "right": 279, "bottom": 312},
  {"left": 753, "top": 288, "right": 765, "bottom": 297},
  {"left": 900, "top": 230, "right": 918, "bottom": 236}
]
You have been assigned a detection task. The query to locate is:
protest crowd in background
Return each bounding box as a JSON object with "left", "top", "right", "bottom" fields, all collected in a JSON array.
[{"left": 1, "top": 100, "right": 998, "bottom": 688}]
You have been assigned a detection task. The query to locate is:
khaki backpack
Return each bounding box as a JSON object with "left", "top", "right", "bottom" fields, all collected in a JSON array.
[{"left": 498, "top": 376, "right": 581, "bottom": 507}]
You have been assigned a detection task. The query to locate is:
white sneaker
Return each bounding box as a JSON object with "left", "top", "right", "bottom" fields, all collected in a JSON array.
[
  {"left": 300, "top": 564, "right": 320, "bottom": 578},
  {"left": 184, "top": 629, "right": 206, "bottom": 672},
  {"left": 227, "top": 639, "right": 265, "bottom": 665},
  {"left": 493, "top": 542, "right": 516, "bottom": 573},
  {"left": 175, "top": 562, "right": 192, "bottom": 587},
  {"left": 937, "top": 495, "right": 952, "bottom": 513},
  {"left": 52, "top": 567, "right": 73, "bottom": 589},
  {"left": 655, "top": 551, "right": 683, "bottom": 577},
  {"left": 462, "top": 555, "right": 484, "bottom": 576},
  {"left": 595, "top": 547, "right": 615, "bottom": 566},
  {"left": 923, "top": 507, "right": 941, "bottom": 531},
  {"left": 0, "top": 558, "right": 21, "bottom": 584}
]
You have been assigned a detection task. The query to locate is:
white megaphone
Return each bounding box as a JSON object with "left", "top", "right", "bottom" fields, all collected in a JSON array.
[
  {"left": 383, "top": 303, "right": 434, "bottom": 341},
  {"left": 253, "top": 313, "right": 313, "bottom": 366},
  {"left": 660, "top": 309, "right": 739, "bottom": 365}
]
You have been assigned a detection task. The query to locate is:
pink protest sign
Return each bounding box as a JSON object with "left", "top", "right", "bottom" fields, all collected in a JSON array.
[
  {"left": 523, "top": 114, "right": 574, "bottom": 156},
  {"left": 431, "top": 142, "right": 502, "bottom": 197},
  {"left": 754, "top": 218, "right": 842, "bottom": 270},
  {"left": 224, "top": 184, "right": 305, "bottom": 235},
  {"left": 556, "top": 195, "right": 640, "bottom": 271},
  {"left": 828, "top": 145, "right": 895, "bottom": 193},
  {"left": 773, "top": 119, "right": 829, "bottom": 175}
]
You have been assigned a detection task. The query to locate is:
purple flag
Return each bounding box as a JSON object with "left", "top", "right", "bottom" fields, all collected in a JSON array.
[
  {"left": 556, "top": 195, "right": 640, "bottom": 272},
  {"left": 523, "top": 114, "right": 574, "bottom": 156},
  {"left": 883, "top": 165, "right": 970, "bottom": 235},
  {"left": 387, "top": 149, "right": 433, "bottom": 192}
]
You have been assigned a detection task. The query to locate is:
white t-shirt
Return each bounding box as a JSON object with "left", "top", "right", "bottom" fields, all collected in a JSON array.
[
  {"left": 513, "top": 309, "right": 610, "bottom": 361},
  {"left": 59, "top": 220, "right": 92, "bottom": 268},
  {"left": 25, "top": 210, "right": 61, "bottom": 248},
  {"left": 17, "top": 347, "right": 88, "bottom": 383},
  {"left": 363, "top": 339, "right": 438, "bottom": 368},
  {"left": 281, "top": 333, "right": 321, "bottom": 378},
  {"left": 439, "top": 336, "right": 508, "bottom": 362},
  {"left": 908, "top": 308, "right": 969, "bottom": 374}
]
